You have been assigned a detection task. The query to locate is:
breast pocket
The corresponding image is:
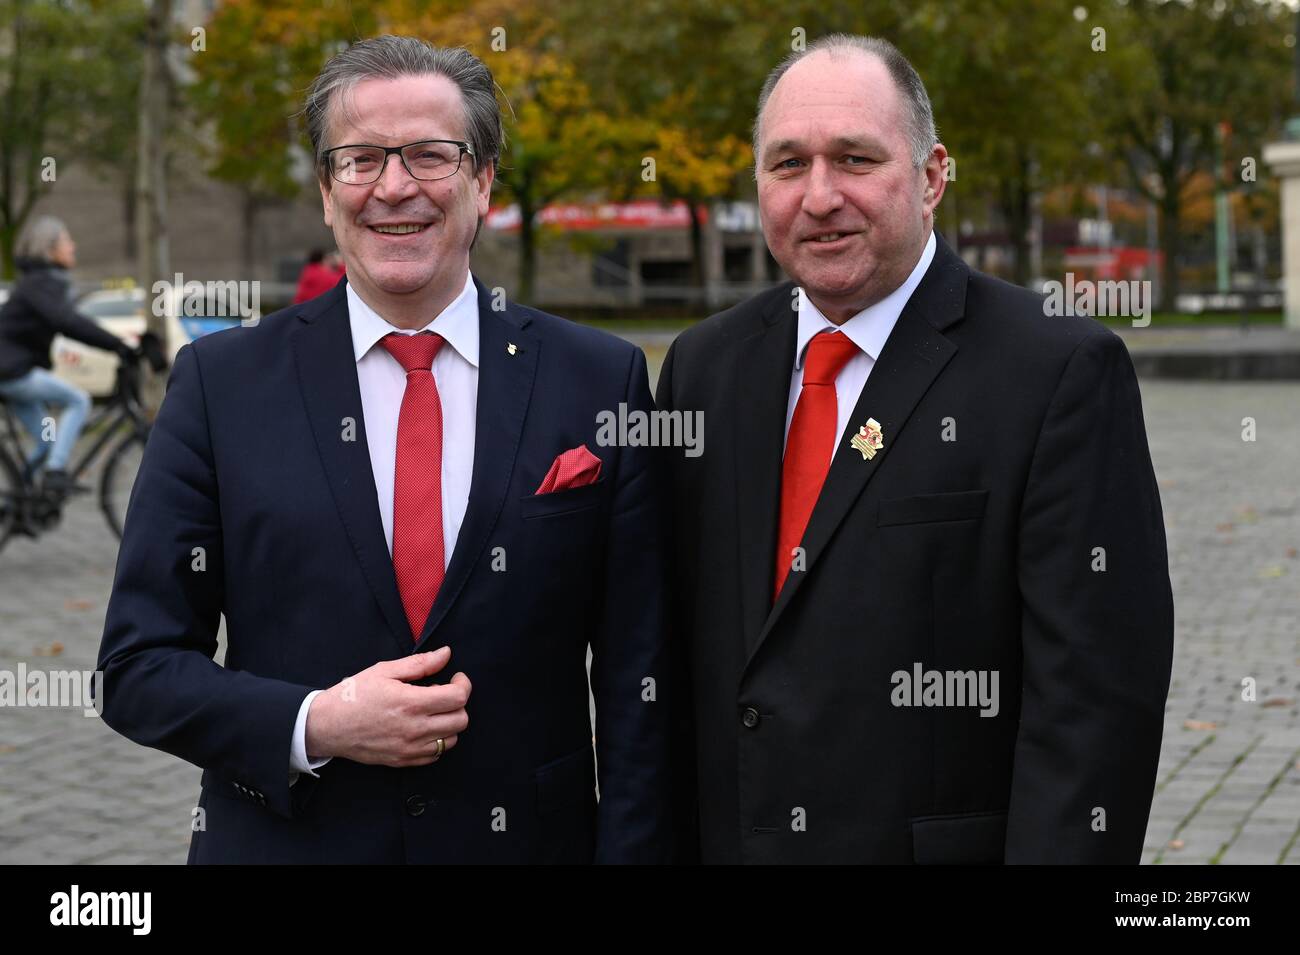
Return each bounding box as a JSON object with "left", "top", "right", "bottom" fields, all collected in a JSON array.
[
  {"left": 519, "top": 477, "right": 606, "bottom": 520},
  {"left": 512, "top": 479, "right": 607, "bottom": 615},
  {"left": 878, "top": 489, "right": 988, "bottom": 527}
]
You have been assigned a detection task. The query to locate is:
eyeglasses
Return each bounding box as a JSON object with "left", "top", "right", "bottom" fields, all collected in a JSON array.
[{"left": 322, "top": 139, "right": 474, "bottom": 185}]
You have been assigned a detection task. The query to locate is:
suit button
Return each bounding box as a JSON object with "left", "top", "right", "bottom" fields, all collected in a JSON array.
[
  {"left": 741, "top": 706, "right": 760, "bottom": 729},
  {"left": 405, "top": 794, "right": 429, "bottom": 817}
]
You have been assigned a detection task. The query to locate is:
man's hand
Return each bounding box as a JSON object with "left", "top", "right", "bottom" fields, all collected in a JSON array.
[{"left": 304, "top": 647, "right": 471, "bottom": 767}]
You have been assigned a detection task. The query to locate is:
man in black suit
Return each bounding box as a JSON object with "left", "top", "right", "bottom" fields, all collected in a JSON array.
[{"left": 657, "top": 33, "right": 1174, "bottom": 863}]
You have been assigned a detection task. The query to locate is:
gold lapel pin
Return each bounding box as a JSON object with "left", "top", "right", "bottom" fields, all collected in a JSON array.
[
  {"left": 507, "top": 342, "right": 518, "bottom": 356},
  {"left": 851, "top": 418, "right": 885, "bottom": 460}
]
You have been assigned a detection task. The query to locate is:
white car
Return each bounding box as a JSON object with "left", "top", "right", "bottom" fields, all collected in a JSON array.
[{"left": 53, "top": 287, "right": 258, "bottom": 399}]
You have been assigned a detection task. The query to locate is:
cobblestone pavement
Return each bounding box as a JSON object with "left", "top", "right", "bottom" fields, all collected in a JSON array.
[{"left": 1, "top": 376, "right": 1296, "bottom": 864}]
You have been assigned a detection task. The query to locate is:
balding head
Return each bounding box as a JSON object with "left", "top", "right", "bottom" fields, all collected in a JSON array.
[
  {"left": 752, "top": 34, "right": 947, "bottom": 323},
  {"left": 753, "top": 34, "right": 937, "bottom": 172}
]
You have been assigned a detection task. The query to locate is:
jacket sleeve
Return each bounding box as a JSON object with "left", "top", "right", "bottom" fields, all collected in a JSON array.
[
  {"left": 95, "top": 342, "right": 315, "bottom": 820},
  {"left": 1005, "top": 330, "right": 1174, "bottom": 863},
  {"left": 587, "top": 344, "right": 677, "bottom": 863},
  {"left": 26, "top": 273, "right": 132, "bottom": 356}
]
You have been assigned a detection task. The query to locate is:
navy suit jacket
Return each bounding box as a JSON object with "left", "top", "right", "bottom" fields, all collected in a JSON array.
[{"left": 96, "top": 277, "right": 676, "bottom": 863}]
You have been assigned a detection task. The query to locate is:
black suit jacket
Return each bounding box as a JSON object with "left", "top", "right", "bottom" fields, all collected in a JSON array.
[
  {"left": 0, "top": 258, "right": 131, "bottom": 381},
  {"left": 656, "top": 233, "right": 1174, "bottom": 864},
  {"left": 97, "top": 277, "right": 675, "bottom": 863}
]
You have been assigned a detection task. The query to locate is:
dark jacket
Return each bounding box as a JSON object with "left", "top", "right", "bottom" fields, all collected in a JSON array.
[
  {"left": 656, "top": 232, "right": 1174, "bottom": 863},
  {"left": 96, "top": 276, "right": 678, "bottom": 863},
  {"left": 0, "top": 257, "right": 132, "bottom": 382}
]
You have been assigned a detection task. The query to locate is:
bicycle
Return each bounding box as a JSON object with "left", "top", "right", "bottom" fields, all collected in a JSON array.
[{"left": 0, "top": 333, "right": 168, "bottom": 552}]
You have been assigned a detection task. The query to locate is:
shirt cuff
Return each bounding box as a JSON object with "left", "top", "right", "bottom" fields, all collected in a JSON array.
[{"left": 289, "top": 689, "right": 332, "bottom": 784}]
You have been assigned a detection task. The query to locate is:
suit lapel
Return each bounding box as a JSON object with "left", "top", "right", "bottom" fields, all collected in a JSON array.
[
  {"left": 291, "top": 280, "right": 412, "bottom": 655},
  {"left": 744, "top": 233, "right": 970, "bottom": 672},
  {"left": 733, "top": 285, "right": 800, "bottom": 656},
  {"left": 413, "top": 279, "right": 538, "bottom": 651}
]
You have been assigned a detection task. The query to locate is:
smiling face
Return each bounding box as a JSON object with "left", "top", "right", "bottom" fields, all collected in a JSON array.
[
  {"left": 756, "top": 51, "right": 946, "bottom": 322},
  {"left": 318, "top": 74, "right": 493, "bottom": 322}
]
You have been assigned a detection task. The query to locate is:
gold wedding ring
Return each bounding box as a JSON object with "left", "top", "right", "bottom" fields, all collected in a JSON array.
[{"left": 433, "top": 737, "right": 446, "bottom": 761}]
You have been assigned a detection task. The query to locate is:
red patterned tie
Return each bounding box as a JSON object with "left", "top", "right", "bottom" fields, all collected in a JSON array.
[
  {"left": 380, "top": 331, "right": 446, "bottom": 641},
  {"left": 774, "top": 331, "right": 859, "bottom": 600}
]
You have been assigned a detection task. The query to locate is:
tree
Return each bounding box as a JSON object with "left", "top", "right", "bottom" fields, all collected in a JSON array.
[
  {"left": 556, "top": 0, "right": 769, "bottom": 294},
  {"left": 409, "top": 0, "right": 632, "bottom": 301},
  {"left": 1097, "top": 0, "right": 1294, "bottom": 309},
  {"left": 909, "top": 0, "right": 1110, "bottom": 285},
  {"left": 188, "top": 0, "right": 366, "bottom": 276},
  {"left": 0, "top": 0, "right": 142, "bottom": 278}
]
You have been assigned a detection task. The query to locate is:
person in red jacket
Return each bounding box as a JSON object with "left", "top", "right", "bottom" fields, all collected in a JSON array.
[{"left": 292, "top": 249, "right": 345, "bottom": 303}]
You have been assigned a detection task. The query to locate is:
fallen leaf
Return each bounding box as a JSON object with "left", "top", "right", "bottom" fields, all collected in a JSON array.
[
  {"left": 1261, "top": 698, "right": 1295, "bottom": 708},
  {"left": 1167, "top": 839, "right": 1185, "bottom": 851},
  {"left": 1286, "top": 547, "right": 1297, "bottom": 559},
  {"left": 64, "top": 598, "right": 93, "bottom": 611},
  {"left": 1216, "top": 522, "right": 1234, "bottom": 533},
  {"left": 32, "top": 642, "right": 64, "bottom": 657},
  {"left": 1260, "top": 565, "right": 1287, "bottom": 578},
  {"left": 1183, "top": 719, "right": 1218, "bottom": 731}
]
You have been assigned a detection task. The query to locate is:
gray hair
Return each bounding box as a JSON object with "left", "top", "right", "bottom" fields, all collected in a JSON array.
[
  {"left": 753, "top": 34, "right": 938, "bottom": 169},
  {"left": 16, "top": 215, "right": 68, "bottom": 260},
  {"left": 302, "top": 35, "right": 503, "bottom": 181}
]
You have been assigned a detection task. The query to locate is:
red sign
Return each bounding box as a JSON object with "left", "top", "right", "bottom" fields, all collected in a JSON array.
[{"left": 486, "top": 200, "right": 709, "bottom": 232}]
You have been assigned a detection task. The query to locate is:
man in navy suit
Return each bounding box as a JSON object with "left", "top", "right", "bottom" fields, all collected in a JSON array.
[{"left": 96, "top": 35, "right": 675, "bottom": 863}]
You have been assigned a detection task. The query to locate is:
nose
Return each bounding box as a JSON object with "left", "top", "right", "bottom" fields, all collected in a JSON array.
[
  {"left": 800, "top": 157, "right": 844, "bottom": 219},
  {"left": 370, "top": 151, "right": 420, "bottom": 204}
]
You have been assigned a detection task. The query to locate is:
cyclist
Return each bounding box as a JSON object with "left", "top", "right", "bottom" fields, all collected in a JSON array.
[{"left": 0, "top": 216, "right": 137, "bottom": 498}]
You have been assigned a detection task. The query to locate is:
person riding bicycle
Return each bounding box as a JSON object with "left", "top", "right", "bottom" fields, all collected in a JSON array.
[{"left": 0, "top": 216, "right": 137, "bottom": 497}]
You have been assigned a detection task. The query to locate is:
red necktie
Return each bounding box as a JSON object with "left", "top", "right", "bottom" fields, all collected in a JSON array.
[
  {"left": 774, "top": 331, "right": 859, "bottom": 600},
  {"left": 380, "top": 331, "right": 446, "bottom": 641}
]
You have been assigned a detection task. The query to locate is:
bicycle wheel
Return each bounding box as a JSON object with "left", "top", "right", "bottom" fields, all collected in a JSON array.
[
  {"left": 100, "top": 431, "right": 147, "bottom": 540},
  {"left": 0, "top": 452, "right": 20, "bottom": 553}
]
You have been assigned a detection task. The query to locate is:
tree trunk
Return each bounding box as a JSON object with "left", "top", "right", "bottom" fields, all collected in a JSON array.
[
  {"left": 999, "top": 154, "right": 1033, "bottom": 286},
  {"left": 518, "top": 194, "right": 536, "bottom": 304},
  {"left": 134, "top": 0, "right": 173, "bottom": 415},
  {"left": 1159, "top": 192, "right": 1181, "bottom": 313},
  {"left": 241, "top": 190, "right": 258, "bottom": 278},
  {"left": 123, "top": 175, "right": 137, "bottom": 263},
  {"left": 687, "top": 200, "right": 705, "bottom": 290}
]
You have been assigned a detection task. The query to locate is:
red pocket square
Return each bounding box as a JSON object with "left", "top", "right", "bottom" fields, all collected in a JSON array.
[{"left": 535, "top": 444, "right": 602, "bottom": 495}]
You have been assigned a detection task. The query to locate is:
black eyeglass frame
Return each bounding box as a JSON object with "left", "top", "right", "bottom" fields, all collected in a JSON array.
[{"left": 321, "top": 139, "right": 476, "bottom": 184}]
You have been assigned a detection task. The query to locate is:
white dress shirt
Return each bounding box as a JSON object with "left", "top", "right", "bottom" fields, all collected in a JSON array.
[
  {"left": 783, "top": 230, "right": 936, "bottom": 466},
  {"left": 289, "top": 270, "right": 480, "bottom": 781}
]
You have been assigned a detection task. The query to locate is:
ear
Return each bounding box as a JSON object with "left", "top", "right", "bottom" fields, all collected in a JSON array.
[
  {"left": 473, "top": 161, "right": 495, "bottom": 220},
  {"left": 318, "top": 175, "right": 334, "bottom": 228},
  {"left": 921, "top": 144, "right": 948, "bottom": 221}
]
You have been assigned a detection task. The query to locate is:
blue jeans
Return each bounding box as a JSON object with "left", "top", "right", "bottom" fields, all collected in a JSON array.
[{"left": 0, "top": 367, "right": 91, "bottom": 472}]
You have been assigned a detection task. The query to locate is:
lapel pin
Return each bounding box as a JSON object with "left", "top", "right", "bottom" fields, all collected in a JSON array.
[
  {"left": 507, "top": 342, "right": 518, "bottom": 356},
  {"left": 851, "top": 418, "right": 885, "bottom": 460}
]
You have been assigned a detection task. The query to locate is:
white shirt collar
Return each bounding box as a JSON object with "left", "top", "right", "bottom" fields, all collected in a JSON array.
[
  {"left": 794, "top": 230, "right": 937, "bottom": 369},
  {"left": 346, "top": 270, "right": 479, "bottom": 368}
]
